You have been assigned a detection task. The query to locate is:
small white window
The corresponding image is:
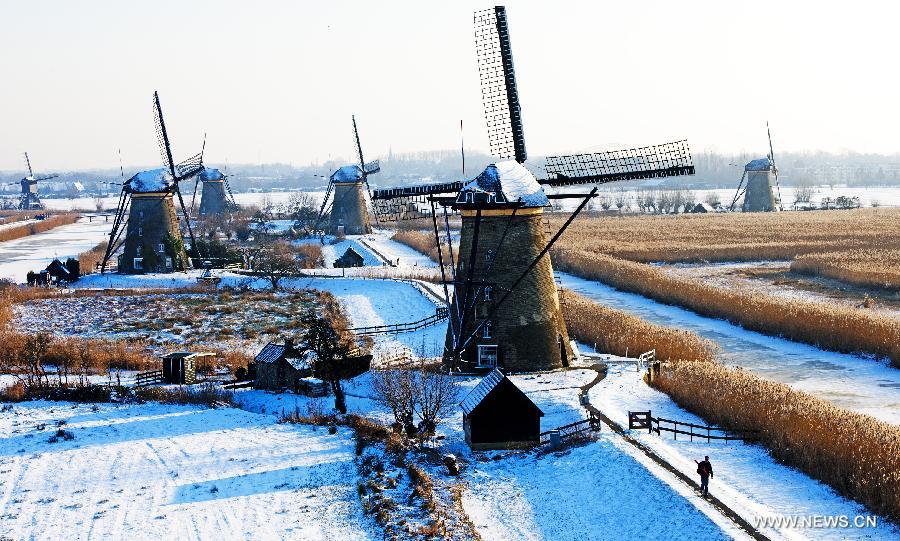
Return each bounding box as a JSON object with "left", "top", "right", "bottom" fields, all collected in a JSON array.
[
  {"left": 157, "top": 243, "right": 165, "bottom": 254},
  {"left": 482, "top": 320, "right": 492, "bottom": 339},
  {"left": 133, "top": 258, "right": 144, "bottom": 270},
  {"left": 136, "top": 245, "right": 142, "bottom": 256},
  {"left": 484, "top": 286, "right": 493, "bottom": 301},
  {"left": 138, "top": 226, "right": 143, "bottom": 237},
  {"left": 485, "top": 250, "right": 495, "bottom": 266},
  {"left": 165, "top": 257, "right": 173, "bottom": 270},
  {"left": 477, "top": 345, "right": 498, "bottom": 367}
]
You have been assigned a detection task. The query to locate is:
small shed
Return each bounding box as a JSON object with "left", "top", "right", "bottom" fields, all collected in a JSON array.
[
  {"left": 161, "top": 352, "right": 213, "bottom": 384},
  {"left": 334, "top": 247, "right": 365, "bottom": 268},
  {"left": 45, "top": 259, "right": 72, "bottom": 284},
  {"left": 461, "top": 369, "right": 544, "bottom": 450},
  {"left": 690, "top": 202, "right": 716, "bottom": 214},
  {"left": 254, "top": 340, "right": 317, "bottom": 391}
]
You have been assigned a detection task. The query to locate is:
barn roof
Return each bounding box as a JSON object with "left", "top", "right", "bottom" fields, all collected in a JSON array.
[
  {"left": 331, "top": 165, "right": 363, "bottom": 182},
  {"left": 745, "top": 157, "right": 773, "bottom": 171},
  {"left": 255, "top": 343, "right": 285, "bottom": 364},
  {"left": 128, "top": 168, "right": 173, "bottom": 193},
  {"left": 460, "top": 160, "right": 548, "bottom": 208},
  {"left": 338, "top": 247, "right": 363, "bottom": 260},
  {"left": 162, "top": 351, "right": 216, "bottom": 360}
]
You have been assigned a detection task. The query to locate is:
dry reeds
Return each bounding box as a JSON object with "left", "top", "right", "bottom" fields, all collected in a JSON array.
[
  {"left": 78, "top": 241, "right": 109, "bottom": 275},
  {"left": 390, "top": 230, "right": 455, "bottom": 266},
  {"left": 791, "top": 249, "right": 900, "bottom": 290},
  {"left": 553, "top": 249, "right": 900, "bottom": 367},
  {"left": 652, "top": 360, "right": 900, "bottom": 522},
  {"left": 0, "top": 213, "right": 79, "bottom": 243}
]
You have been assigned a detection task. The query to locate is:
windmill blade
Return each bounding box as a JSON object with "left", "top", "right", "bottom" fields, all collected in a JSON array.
[
  {"left": 189, "top": 176, "right": 201, "bottom": 216},
  {"left": 729, "top": 171, "right": 747, "bottom": 211},
  {"left": 371, "top": 181, "right": 464, "bottom": 221},
  {"left": 175, "top": 153, "right": 204, "bottom": 180},
  {"left": 23, "top": 152, "right": 34, "bottom": 177},
  {"left": 173, "top": 182, "right": 200, "bottom": 266},
  {"left": 767, "top": 121, "right": 784, "bottom": 211},
  {"left": 153, "top": 91, "right": 178, "bottom": 179},
  {"left": 363, "top": 160, "right": 380, "bottom": 175},
  {"left": 475, "top": 6, "right": 527, "bottom": 163},
  {"left": 352, "top": 115, "right": 366, "bottom": 172},
  {"left": 541, "top": 140, "right": 695, "bottom": 187},
  {"left": 32, "top": 174, "right": 59, "bottom": 182}
]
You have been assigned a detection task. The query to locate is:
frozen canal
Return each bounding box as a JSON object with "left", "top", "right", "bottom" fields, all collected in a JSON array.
[
  {"left": 0, "top": 218, "right": 110, "bottom": 282},
  {"left": 559, "top": 272, "right": 900, "bottom": 425}
]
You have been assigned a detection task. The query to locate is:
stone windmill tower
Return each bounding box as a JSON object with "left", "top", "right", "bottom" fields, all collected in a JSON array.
[
  {"left": 100, "top": 92, "right": 204, "bottom": 274},
  {"left": 314, "top": 116, "right": 381, "bottom": 235},
  {"left": 193, "top": 166, "right": 237, "bottom": 216},
  {"left": 3, "top": 153, "right": 59, "bottom": 210},
  {"left": 730, "top": 123, "right": 784, "bottom": 212},
  {"left": 373, "top": 6, "right": 696, "bottom": 372}
]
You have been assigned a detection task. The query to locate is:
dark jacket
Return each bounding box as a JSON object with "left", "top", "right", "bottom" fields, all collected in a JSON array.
[{"left": 697, "top": 460, "right": 713, "bottom": 478}]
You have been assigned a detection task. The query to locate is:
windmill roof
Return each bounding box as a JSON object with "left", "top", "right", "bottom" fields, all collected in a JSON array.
[
  {"left": 129, "top": 168, "right": 173, "bottom": 193},
  {"left": 460, "top": 369, "right": 505, "bottom": 415},
  {"left": 198, "top": 167, "right": 225, "bottom": 182},
  {"left": 745, "top": 157, "right": 773, "bottom": 171},
  {"left": 461, "top": 160, "right": 548, "bottom": 207},
  {"left": 331, "top": 165, "right": 363, "bottom": 182}
]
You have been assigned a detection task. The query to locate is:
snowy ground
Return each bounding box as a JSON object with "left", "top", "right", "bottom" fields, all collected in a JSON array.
[
  {"left": 0, "top": 218, "right": 37, "bottom": 232},
  {"left": 0, "top": 401, "right": 374, "bottom": 540},
  {"left": 589, "top": 364, "right": 900, "bottom": 540},
  {"left": 560, "top": 272, "right": 900, "bottom": 425},
  {"left": 0, "top": 217, "right": 110, "bottom": 282},
  {"left": 317, "top": 237, "right": 383, "bottom": 268}
]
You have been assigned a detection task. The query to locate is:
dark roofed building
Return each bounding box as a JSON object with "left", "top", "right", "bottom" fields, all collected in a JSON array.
[
  {"left": 334, "top": 246, "right": 365, "bottom": 268},
  {"left": 161, "top": 351, "right": 214, "bottom": 384},
  {"left": 461, "top": 369, "right": 543, "bottom": 450},
  {"left": 254, "top": 339, "right": 317, "bottom": 391}
]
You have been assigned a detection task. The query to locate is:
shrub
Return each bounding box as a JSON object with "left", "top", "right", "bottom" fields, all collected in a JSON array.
[{"left": 134, "top": 383, "right": 233, "bottom": 407}]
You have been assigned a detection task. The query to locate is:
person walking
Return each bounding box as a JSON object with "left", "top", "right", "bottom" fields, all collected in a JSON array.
[{"left": 695, "top": 456, "right": 713, "bottom": 497}]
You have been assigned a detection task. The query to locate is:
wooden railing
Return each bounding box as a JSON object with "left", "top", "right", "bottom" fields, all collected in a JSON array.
[
  {"left": 350, "top": 307, "right": 448, "bottom": 336},
  {"left": 134, "top": 370, "right": 163, "bottom": 387},
  {"left": 539, "top": 413, "right": 602, "bottom": 446},
  {"left": 628, "top": 410, "right": 759, "bottom": 443}
]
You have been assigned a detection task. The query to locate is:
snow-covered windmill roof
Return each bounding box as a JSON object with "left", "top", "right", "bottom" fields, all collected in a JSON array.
[
  {"left": 128, "top": 168, "right": 173, "bottom": 193},
  {"left": 331, "top": 165, "right": 363, "bottom": 182},
  {"left": 745, "top": 157, "right": 774, "bottom": 171},
  {"left": 460, "top": 160, "right": 548, "bottom": 207},
  {"left": 198, "top": 167, "right": 225, "bottom": 182}
]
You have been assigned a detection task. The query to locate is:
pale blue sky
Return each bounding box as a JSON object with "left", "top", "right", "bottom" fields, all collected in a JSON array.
[{"left": 1, "top": 0, "right": 898, "bottom": 171}]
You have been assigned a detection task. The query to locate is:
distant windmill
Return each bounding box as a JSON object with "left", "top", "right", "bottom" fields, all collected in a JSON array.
[
  {"left": 187, "top": 137, "right": 238, "bottom": 216},
  {"left": 729, "top": 123, "right": 783, "bottom": 212},
  {"left": 3, "top": 153, "right": 59, "bottom": 210},
  {"left": 313, "top": 116, "right": 381, "bottom": 235},
  {"left": 100, "top": 92, "right": 204, "bottom": 274},
  {"left": 373, "top": 6, "right": 695, "bottom": 373}
]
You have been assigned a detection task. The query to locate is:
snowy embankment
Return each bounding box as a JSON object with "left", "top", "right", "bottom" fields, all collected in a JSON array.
[
  {"left": 364, "top": 229, "right": 438, "bottom": 268},
  {"left": 0, "top": 401, "right": 374, "bottom": 540},
  {"left": 0, "top": 218, "right": 109, "bottom": 283},
  {"left": 559, "top": 272, "right": 900, "bottom": 425},
  {"left": 589, "top": 364, "right": 899, "bottom": 540}
]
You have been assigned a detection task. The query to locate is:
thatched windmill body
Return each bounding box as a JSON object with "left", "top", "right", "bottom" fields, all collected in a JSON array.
[
  {"left": 315, "top": 116, "right": 381, "bottom": 235},
  {"left": 195, "top": 167, "right": 238, "bottom": 216},
  {"left": 100, "top": 92, "right": 204, "bottom": 274},
  {"left": 730, "top": 123, "right": 783, "bottom": 212},
  {"left": 373, "top": 6, "right": 696, "bottom": 372},
  {"left": 4, "top": 153, "right": 59, "bottom": 210}
]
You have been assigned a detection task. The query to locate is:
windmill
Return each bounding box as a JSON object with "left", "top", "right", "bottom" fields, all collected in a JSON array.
[
  {"left": 100, "top": 92, "right": 204, "bottom": 274},
  {"left": 3, "top": 153, "right": 59, "bottom": 210},
  {"left": 186, "top": 136, "right": 239, "bottom": 216},
  {"left": 313, "top": 115, "right": 381, "bottom": 235},
  {"left": 372, "top": 6, "right": 696, "bottom": 373},
  {"left": 729, "top": 123, "right": 783, "bottom": 212}
]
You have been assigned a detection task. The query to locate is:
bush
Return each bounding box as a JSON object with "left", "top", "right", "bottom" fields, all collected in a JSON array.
[{"left": 133, "top": 383, "right": 233, "bottom": 407}]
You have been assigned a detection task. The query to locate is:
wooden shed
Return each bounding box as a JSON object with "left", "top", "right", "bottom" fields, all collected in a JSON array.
[
  {"left": 461, "top": 369, "right": 543, "bottom": 450},
  {"left": 161, "top": 352, "right": 213, "bottom": 384},
  {"left": 334, "top": 247, "right": 365, "bottom": 268},
  {"left": 254, "top": 340, "right": 317, "bottom": 391}
]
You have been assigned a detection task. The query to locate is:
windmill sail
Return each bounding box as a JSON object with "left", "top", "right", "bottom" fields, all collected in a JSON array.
[
  {"left": 542, "top": 140, "right": 695, "bottom": 187},
  {"left": 475, "top": 6, "right": 527, "bottom": 163}
]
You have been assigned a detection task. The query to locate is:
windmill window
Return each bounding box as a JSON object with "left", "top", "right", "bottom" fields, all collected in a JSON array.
[
  {"left": 133, "top": 258, "right": 143, "bottom": 270},
  {"left": 136, "top": 245, "right": 142, "bottom": 256},
  {"left": 165, "top": 257, "right": 173, "bottom": 270},
  {"left": 484, "top": 286, "right": 493, "bottom": 301},
  {"left": 482, "top": 320, "right": 492, "bottom": 339},
  {"left": 157, "top": 243, "right": 165, "bottom": 254},
  {"left": 485, "top": 250, "right": 495, "bottom": 266},
  {"left": 477, "top": 345, "right": 498, "bottom": 368},
  {"left": 139, "top": 211, "right": 144, "bottom": 220},
  {"left": 138, "top": 226, "right": 143, "bottom": 237}
]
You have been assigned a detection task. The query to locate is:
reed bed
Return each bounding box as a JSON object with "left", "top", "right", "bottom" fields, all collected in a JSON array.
[
  {"left": 391, "top": 230, "right": 455, "bottom": 266},
  {"left": 562, "top": 290, "right": 717, "bottom": 362},
  {"left": 552, "top": 208, "right": 900, "bottom": 263},
  {"left": 78, "top": 240, "right": 109, "bottom": 275},
  {"left": 553, "top": 249, "right": 900, "bottom": 367},
  {"left": 653, "top": 360, "right": 900, "bottom": 522},
  {"left": 0, "top": 213, "right": 79, "bottom": 243},
  {"left": 791, "top": 249, "right": 900, "bottom": 290}
]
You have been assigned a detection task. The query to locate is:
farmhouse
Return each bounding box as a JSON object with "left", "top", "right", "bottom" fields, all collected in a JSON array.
[
  {"left": 334, "top": 246, "right": 365, "bottom": 268},
  {"left": 254, "top": 339, "right": 318, "bottom": 391},
  {"left": 461, "top": 369, "right": 543, "bottom": 450}
]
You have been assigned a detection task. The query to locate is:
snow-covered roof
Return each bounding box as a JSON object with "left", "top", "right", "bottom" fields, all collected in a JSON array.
[
  {"left": 460, "top": 369, "right": 505, "bottom": 415},
  {"left": 198, "top": 167, "right": 225, "bottom": 182},
  {"left": 460, "top": 160, "right": 548, "bottom": 207},
  {"left": 255, "top": 343, "right": 285, "bottom": 364},
  {"left": 745, "top": 157, "right": 773, "bottom": 171},
  {"left": 331, "top": 165, "right": 363, "bottom": 182},
  {"left": 128, "top": 168, "right": 173, "bottom": 193}
]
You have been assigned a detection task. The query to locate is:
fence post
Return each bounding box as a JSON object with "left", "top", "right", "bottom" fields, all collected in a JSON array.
[
  {"left": 673, "top": 421, "right": 677, "bottom": 441},
  {"left": 647, "top": 410, "right": 652, "bottom": 434}
]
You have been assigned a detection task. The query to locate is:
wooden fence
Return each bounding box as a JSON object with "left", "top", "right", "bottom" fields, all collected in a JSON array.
[
  {"left": 134, "top": 370, "right": 163, "bottom": 387},
  {"left": 539, "top": 412, "right": 603, "bottom": 446},
  {"left": 628, "top": 410, "right": 759, "bottom": 443},
  {"left": 350, "top": 307, "right": 448, "bottom": 336}
]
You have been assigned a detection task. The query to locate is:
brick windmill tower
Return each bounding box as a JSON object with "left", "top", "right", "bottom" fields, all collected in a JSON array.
[
  {"left": 3, "top": 153, "right": 59, "bottom": 210},
  {"left": 192, "top": 166, "right": 238, "bottom": 216},
  {"left": 100, "top": 92, "right": 204, "bottom": 274},
  {"left": 314, "top": 116, "right": 381, "bottom": 235},
  {"left": 373, "top": 6, "right": 696, "bottom": 372}
]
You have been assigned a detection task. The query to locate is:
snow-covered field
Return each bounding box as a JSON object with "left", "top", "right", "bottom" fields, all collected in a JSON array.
[
  {"left": 0, "top": 218, "right": 110, "bottom": 282},
  {"left": 590, "top": 364, "right": 899, "bottom": 540},
  {"left": 560, "top": 272, "right": 900, "bottom": 425},
  {"left": 0, "top": 401, "right": 374, "bottom": 540}
]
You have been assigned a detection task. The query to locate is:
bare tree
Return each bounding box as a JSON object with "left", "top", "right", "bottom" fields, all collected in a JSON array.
[
  {"left": 371, "top": 368, "right": 419, "bottom": 435},
  {"left": 254, "top": 240, "right": 300, "bottom": 289},
  {"left": 794, "top": 185, "right": 815, "bottom": 204},
  {"left": 614, "top": 188, "right": 628, "bottom": 211},
  {"left": 704, "top": 191, "right": 721, "bottom": 207},
  {"left": 416, "top": 366, "right": 460, "bottom": 435}
]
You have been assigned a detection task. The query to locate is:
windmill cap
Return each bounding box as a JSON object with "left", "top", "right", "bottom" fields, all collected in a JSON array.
[
  {"left": 198, "top": 167, "right": 225, "bottom": 182},
  {"left": 745, "top": 157, "right": 774, "bottom": 171},
  {"left": 331, "top": 165, "right": 363, "bottom": 182},
  {"left": 461, "top": 160, "right": 548, "bottom": 207},
  {"left": 128, "top": 168, "right": 173, "bottom": 193}
]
